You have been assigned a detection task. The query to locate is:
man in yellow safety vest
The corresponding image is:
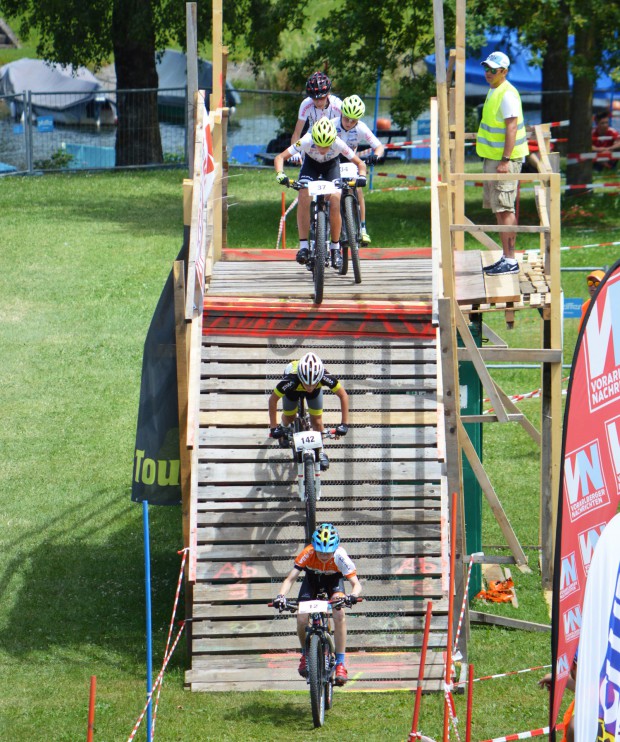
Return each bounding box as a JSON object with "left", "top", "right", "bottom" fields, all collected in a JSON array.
[{"left": 475, "top": 51, "right": 529, "bottom": 276}]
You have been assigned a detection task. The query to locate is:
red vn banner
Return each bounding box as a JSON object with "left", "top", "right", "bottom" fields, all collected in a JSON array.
[{"left": 551, "top": 259, "right": 620, "bottom": 733}]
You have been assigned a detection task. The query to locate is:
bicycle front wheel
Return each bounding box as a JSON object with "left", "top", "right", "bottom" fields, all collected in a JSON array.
[
  {"left": 324, "top": 643, "right": 334, "bottom": 710},
  {"left": 313, "top": 208, "right": 327, "bottom": 304},
  {"left": 304, "top": 453, "right": 316, "bottom": 544},
  {"left": 308, "top": 633, "right": 326, "bottom": 727},
  {"left": 344, "top": 194, "right": 362, "bottom": 284}
]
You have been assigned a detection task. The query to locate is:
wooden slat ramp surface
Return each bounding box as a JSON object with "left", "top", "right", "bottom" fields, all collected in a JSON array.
[{"left": 187, "top": 252, "right": 449, "bottom": 693}]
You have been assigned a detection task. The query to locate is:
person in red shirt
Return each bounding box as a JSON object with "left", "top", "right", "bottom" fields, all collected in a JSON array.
[
  {"left": 578, "top": 269, "right": 605, "bottom": 333},
  {"left": 273, "top": 523, "right": 362, "bottom": 685},
  {"left": 592, "top": 111, "right": 620, "bottom": 171}
]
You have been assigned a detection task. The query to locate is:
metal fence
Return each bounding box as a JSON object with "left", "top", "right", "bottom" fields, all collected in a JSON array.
[{"left": 0, "top": 87, "right": 421, "bottom": 175}]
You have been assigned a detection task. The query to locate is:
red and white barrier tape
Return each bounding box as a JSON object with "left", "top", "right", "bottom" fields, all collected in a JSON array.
[
  {"left": 275, "top": 196, "right": 298, "bottom": 249},
  {"left": 453, "top": 553, "right": 482, "bottom": 656},
  {"left": 484, "top": 379, "right": 569, "bottom": 415},
  {"left": 374, "top": 171, "right": 432, "bottom": 183},
  {"left": 126, "top": 621, "right": 186, "bottom": 742},
  {"left": 151, "top": 549, "right": 188, "bottom": 737},
  {"left": 561, "top": 239, "right": 620, "bottom": 251},
  {"left": 453, "top": 664, "right": 551, "bottom": 688},
  {"left": 567, "top": 151, "right": 620, "bottom": 164},
  {"left": 478, "top": 724, "right": 565, "bottom": 742}
]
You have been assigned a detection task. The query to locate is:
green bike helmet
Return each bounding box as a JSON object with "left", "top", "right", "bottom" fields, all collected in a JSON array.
[
  {"left": 311, "top": 118, "right": 338, "bottom": 147},
  {"left": 341, "top": 95, "right": 365, "bottom": 120}
]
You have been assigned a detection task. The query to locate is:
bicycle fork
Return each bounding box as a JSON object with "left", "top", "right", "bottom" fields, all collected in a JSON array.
[{"left": 296, "top": 451, "right": 324, "bottom": 502}]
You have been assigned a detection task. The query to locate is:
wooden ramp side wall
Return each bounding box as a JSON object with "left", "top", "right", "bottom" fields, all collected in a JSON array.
[{"left": 187, "top": 328, "right": 450, "bottom": 691}]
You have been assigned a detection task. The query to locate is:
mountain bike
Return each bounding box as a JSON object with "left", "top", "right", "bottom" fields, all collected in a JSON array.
[
  {"left": 337, "top": 162, "right": 362, "bottom": 284},
  {"left": 269, "top": 595, "right": 361, "bottom": 728},
  {"left": 289, "top": 179, "right": 341, "bottom": 305},
  {"left": 280, "top": 397, "right": 334, "bottom": 543}
]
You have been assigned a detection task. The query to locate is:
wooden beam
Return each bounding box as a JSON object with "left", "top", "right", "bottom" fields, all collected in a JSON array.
[
  {"left": 451, "top": 172, "right": 552, "bottom": 182},
  {"left": 462, "top": 216, "right": 501, "bottom": 251},
  {"left": 470, "top": 611, "right": 550, "bottom": 632},
  {"left": 451, "top": 225, "right": 549, "bottom": 234},
  {"left": 457, "top": 347, "right": 562, "bottom": 363},
  {"left": 457, "top": 418, "right": 530, "bottom": 571},
  {"left": 454, "top": 306, "right": 509, "bottom": 422}
]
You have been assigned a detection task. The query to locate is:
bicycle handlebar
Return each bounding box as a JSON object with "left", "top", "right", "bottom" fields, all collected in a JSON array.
[{"left": 269, "top": 597, "right": 362, "bottom": 612}]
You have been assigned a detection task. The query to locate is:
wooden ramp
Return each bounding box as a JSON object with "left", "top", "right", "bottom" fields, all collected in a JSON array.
[{"left": 187, "top": 252, "right": 450, "bottom": 692}]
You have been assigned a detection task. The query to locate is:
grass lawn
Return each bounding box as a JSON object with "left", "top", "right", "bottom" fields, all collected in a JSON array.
[{"left": 0, "top": 164, "right": 618, "bottom": 740}]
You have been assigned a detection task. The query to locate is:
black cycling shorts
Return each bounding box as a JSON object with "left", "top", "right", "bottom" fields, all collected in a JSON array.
[
  {"left": 299, "top": 156, "right": 340, "bottom": 184},
  {"left": 297, "top": 572, "right": 345, "bottom": 602}
]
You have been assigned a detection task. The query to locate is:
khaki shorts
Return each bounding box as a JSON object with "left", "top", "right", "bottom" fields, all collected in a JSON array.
[{"left": 482, "top": 158, "right": 522, "bottom": 213}]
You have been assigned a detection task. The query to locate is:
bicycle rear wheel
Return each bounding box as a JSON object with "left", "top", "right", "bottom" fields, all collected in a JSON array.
[
  {"left": 344, "top": 194, "right": 362, "bottom": 284},
  {"left": 304, "top": 452, "right": 316, "bottom": 544},
  {"left": 308, "top": 633, "right": 326, "bottom": 727},
  {"left": 313, "top": 209, "right": 326, "bottom": 304}
]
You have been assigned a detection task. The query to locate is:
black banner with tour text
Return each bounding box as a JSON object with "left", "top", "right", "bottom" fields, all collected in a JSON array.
[{"left": 131, "top": 244, "right": 187, "bottom": 505}]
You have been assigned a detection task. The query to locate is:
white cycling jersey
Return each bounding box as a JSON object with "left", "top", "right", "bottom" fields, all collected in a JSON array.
[
  {"left": 297, "top": 95, "right": 343, "bottom": 128},
  {"left": 287, "top": 132, "right": 355, "bottom": 164},
  {"left": 336, "top": 119, "right": 381, "bottom": 152}
]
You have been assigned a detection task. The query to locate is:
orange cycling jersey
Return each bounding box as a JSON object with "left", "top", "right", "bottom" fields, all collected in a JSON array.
[{"left": 294, "top": 545, "right": 357, "bottom": 579}]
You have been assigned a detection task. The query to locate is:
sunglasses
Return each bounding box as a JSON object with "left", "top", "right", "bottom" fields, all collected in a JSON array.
[
  {"left": 483, "top": 66, "right": 503, "bottom": 75},
  {"left": 587, "top": 279, "right": 601, "bottom": 287}
]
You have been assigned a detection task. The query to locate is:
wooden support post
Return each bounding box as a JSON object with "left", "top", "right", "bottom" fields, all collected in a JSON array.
[
  {"left": 452, "top": 0, "right": 465, "bottom": 250},
  {"left": 438, "top": 298, "right": 468, "bottom": 657},
  {"left": 432, "top": 0, "right": 452, "bottom": 183}
]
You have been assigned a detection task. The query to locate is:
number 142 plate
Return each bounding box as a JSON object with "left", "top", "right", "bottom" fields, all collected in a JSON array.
[{"left": 293, "top": 430, "right": 322, "bottom": 451}]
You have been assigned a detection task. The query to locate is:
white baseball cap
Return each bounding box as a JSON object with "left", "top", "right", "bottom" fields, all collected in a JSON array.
[{"left": 481, "top": 51, "right": 510, "bottom": 69}]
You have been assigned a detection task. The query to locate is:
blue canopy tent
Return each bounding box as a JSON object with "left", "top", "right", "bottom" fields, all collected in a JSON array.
[{"left": 425, "top": 30, "right": 618, "bottom": 117}]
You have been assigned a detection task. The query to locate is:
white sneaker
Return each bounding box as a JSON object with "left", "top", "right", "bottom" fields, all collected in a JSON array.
[{"left": 361, "top": 228, "right": 371, "bottom": 245}]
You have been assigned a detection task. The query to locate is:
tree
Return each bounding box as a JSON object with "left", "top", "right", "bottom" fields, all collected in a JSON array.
[{"left": 0, "top": 0, "right": 212, "bottom": 165}]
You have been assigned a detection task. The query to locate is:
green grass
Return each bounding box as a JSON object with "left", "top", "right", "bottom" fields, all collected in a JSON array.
[{"left": 0, "top": 165, "right": 617, "bottom": 740}]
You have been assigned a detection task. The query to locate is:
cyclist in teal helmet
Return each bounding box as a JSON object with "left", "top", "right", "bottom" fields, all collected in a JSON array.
[{"left": 273, "top": 523, "right": 362, "bottom": 685}]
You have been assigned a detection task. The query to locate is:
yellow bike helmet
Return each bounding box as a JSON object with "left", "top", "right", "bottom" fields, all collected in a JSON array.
[
  {"left": 341, "top": 95, "right": 365, "bottom": 120},
  {"left": 311, "top": 118, "right": 338, "bottom": 147}
]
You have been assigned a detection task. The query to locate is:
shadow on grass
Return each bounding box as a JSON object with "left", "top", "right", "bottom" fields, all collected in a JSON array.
[
  {"left": 221, "top": 696, "right": 310, "bottom": 730},
  {"left": 0, "top": 494, "right": 182, "bottom": 668}
]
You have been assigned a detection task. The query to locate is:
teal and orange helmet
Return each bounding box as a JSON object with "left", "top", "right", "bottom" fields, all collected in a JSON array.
[{"left": 312, "top": 523, "right": 340, "bottom": 552}]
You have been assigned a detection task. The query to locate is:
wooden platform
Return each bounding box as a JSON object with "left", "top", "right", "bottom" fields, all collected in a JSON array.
[
  {"left": 188, "top": 327, "right": 450, "bottom": 692},
  {"left": 454, "top": 250, "right": 551, "bottom": 314}
]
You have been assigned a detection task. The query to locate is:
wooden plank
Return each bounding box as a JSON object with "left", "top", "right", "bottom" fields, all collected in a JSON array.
[
  {"left": 200, "top": 447, "right": 440, "bottom": 463},
  {"left": 196, "top": 556, "right": 444, "bottom": 580},
  {"left": 201, "top": 361, "right": 436, "bottom": 378},
  {"left": 202, "top": 345, "right": 437, "bottom": 363},
  {"left": 193, "top": 597, "right": 449, "bottom": 618},
  {"left": 451, "top": 224, "right": 548, "bottom": 233},
  {"left": 197, "top": 538, "right": 442, "bottom": 560},
  {"left": 454, "top": 249, "right": 487, "bottom": 304},
  {"left": 196, "top": 524, "right": 441, "bottom": 544},
  {"left": 197, "top": 498, "right": 442, "bottom": 512},
  {"left": 197, "top": 482, "right": 442, "bottom": 501},
  {"left": 201, "top": 376, "right": 437, "bottom": 392},
  {"left": 188, "top": 678, "right": 445, "bottom": 691},
  {"left": 200, "top": 409, "right": 438, "bottom": 427},
  {"left": 201, "top": 334, "right": 436, "bottom": 348},
  {"left": 199, "top": 393, "right": 437, "bottom": 412},
  {"left": 198, "top": 426, "right": 438, "bottom": 447},
  {"left": 197, "top": 508, "right": 440, "bottom": 527},
  {"left": 192, "top": 633, "right": 446, "bottom": 652},
  {"left": 192, "top": 614, "right": 449, "bottom": 636},
  {"left": 193, "top": 578, "right": 446, "bottom": 602},
  {"left": 480, "top": 251, "right": 521, "bottom": 303},
  {"left": 198, "top": 459, "right": 444, "bottom": 483}
]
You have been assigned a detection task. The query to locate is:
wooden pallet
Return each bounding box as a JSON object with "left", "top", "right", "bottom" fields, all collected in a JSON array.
[{"left": 187, "top": 331, "right": 449, "bottom": 691}]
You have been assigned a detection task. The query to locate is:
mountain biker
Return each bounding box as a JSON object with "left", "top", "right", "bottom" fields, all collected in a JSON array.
[
  {"left": 290, "top": 71, "right": 343, "bottom": 146},
  {"left": 273, "top": 522, "right": 363, "bottom": 686},
  {"left": 268, "top": 352, "right": 349, "bottom": 470},
  {"left": 336, "top": 95, "right": 385, "bottom": 245},
  {"left": 274, "top": 119, "right": 367, "bottom": 269}
]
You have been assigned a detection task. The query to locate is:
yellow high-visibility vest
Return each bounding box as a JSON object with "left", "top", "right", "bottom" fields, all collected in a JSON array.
[{"left": 476, "top": 80, "right": 529, "bottom": 160}]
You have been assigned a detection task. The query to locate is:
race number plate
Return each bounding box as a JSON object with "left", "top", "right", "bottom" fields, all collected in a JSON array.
[
  {"left": 307, "top": 180, "right": 338, "bottom": 197},
  {"left": 298, "top": 600, "right": 331, "bottom": 614},
  {"left": 339, "top": 162, "right": 358, "bottom": 179},
  {"left": 293, "top": 430, "right": 322, "bottom": 452}
]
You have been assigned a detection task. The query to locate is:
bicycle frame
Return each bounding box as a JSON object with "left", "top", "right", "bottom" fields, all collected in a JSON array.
[{"left": 283, "top": 399, "right": 327, "bottom": 504}]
